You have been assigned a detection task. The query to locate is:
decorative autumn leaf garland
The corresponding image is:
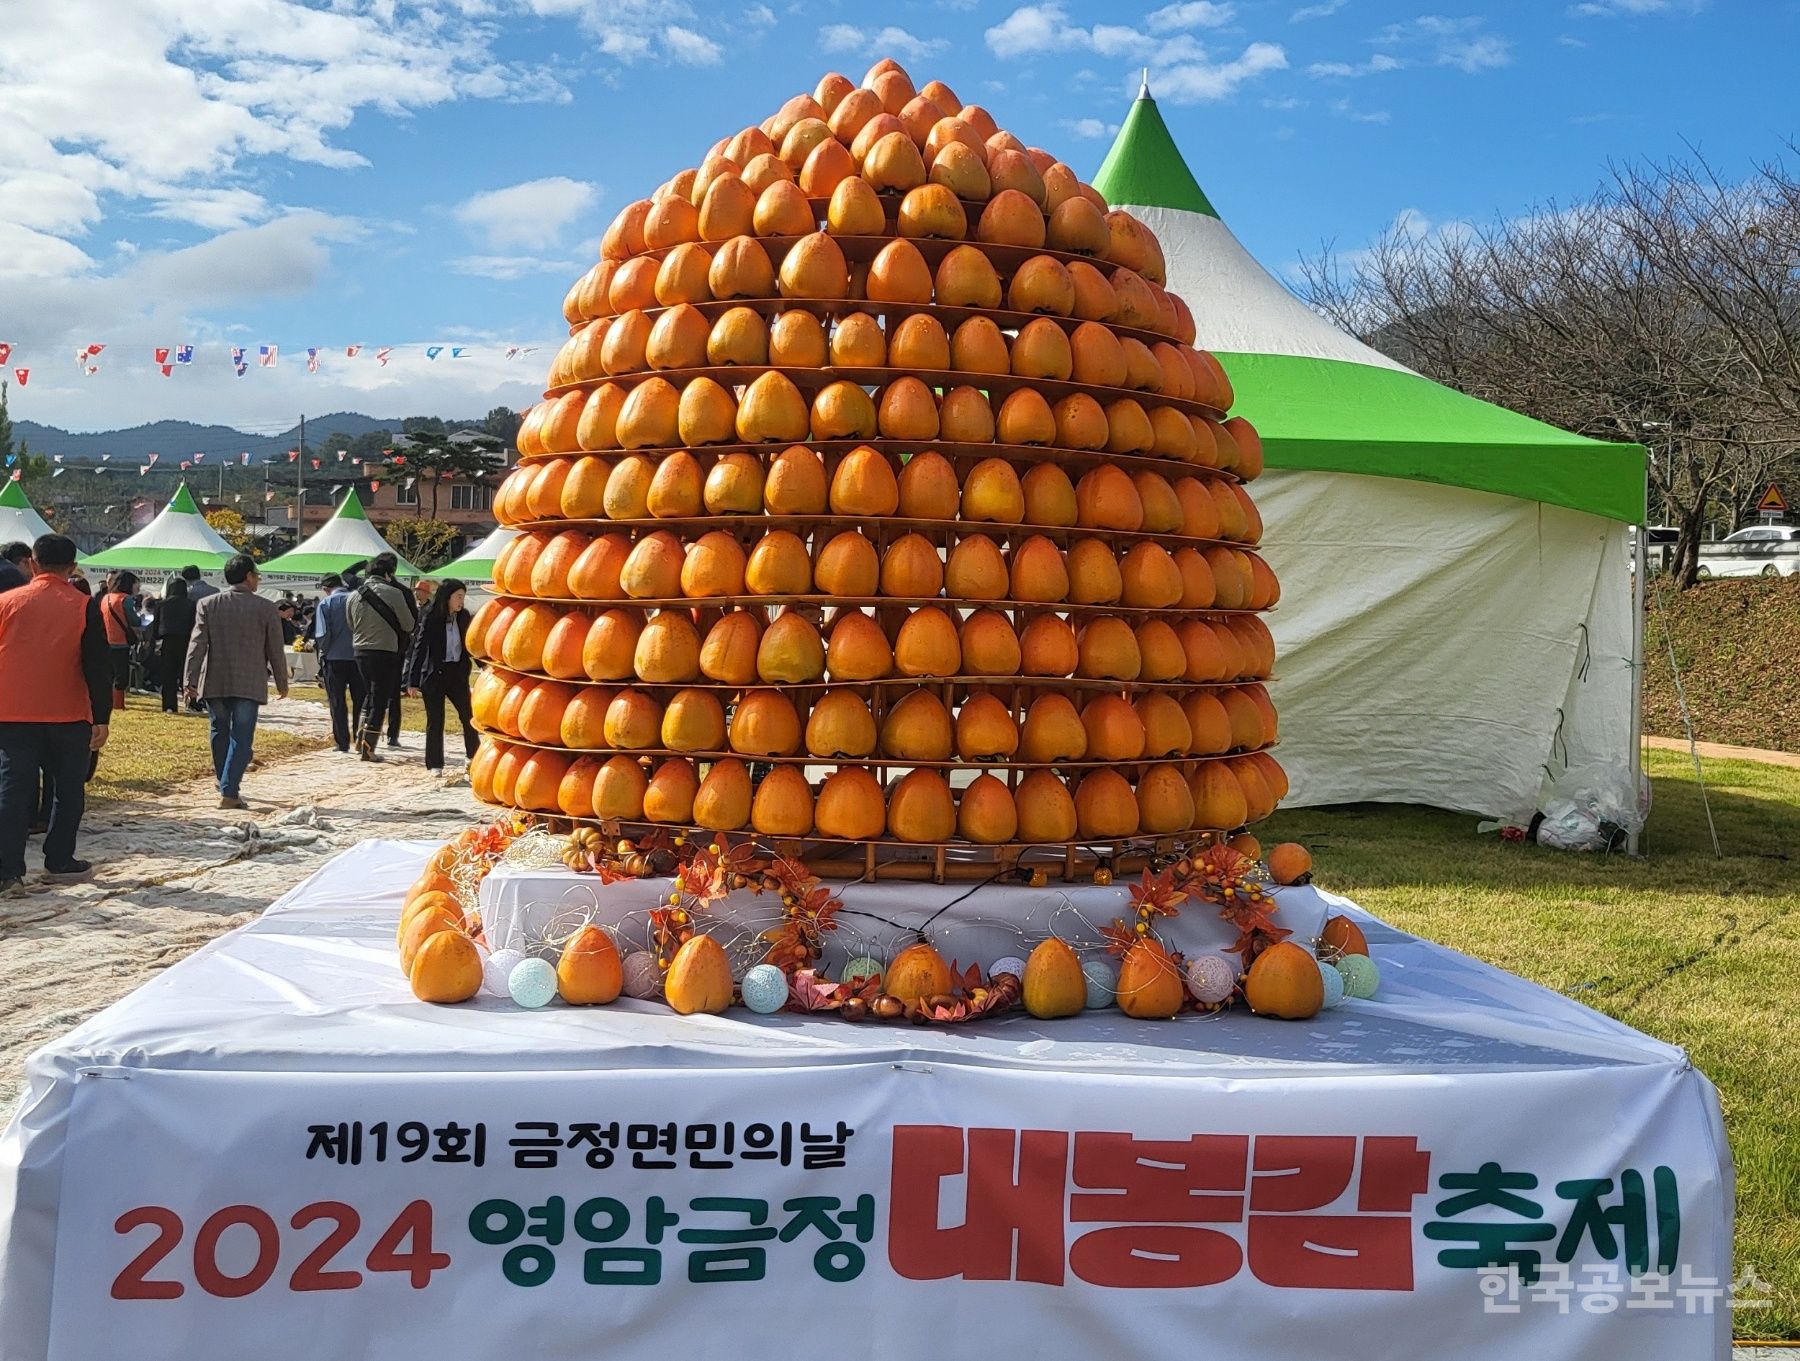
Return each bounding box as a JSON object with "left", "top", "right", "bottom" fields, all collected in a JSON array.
[{"left": 555, "top": 826, "right": 1295, "bottom": 1024}]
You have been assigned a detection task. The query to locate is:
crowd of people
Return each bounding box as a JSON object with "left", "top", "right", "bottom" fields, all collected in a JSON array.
[{"left": 0, "top": 540, "right": 481, "bottom": 892}]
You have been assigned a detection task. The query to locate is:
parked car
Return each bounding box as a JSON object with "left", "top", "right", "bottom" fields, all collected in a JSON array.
[{"left": 1696, "top": 525, "right": 1800, "bottom": 577}]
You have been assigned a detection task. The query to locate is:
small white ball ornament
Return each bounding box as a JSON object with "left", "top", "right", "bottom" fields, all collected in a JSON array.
[
  {"left": 989, "top": 955, "right": 1027, "bottom": 981},
  {"left": 1082, "top": 958, "right": 1118, "bottom": 1008},
  {"left": 508, "top": 957, "right": 558, "bottom": 1008},
  {"left": 1185, "top": 952, "right": 1237, "bottom": 1005},
  {"left": 839, "top": 955, "right": 884, "bottom": 985},
  {"left": 482, "top": 948, "right": 524, "bottom": 997},
  {"left": 1316, "top": 958, "right": 1346, "bottom": 1009},
  {"left": 1335, "top": 953, "right": 1380, "bottom": 1000},
  {"left": 621, "top": 951, "right": 662, "bottom": 999},
  {"left": 740, "top": 964, "right": 790, "bottom": 1014}
]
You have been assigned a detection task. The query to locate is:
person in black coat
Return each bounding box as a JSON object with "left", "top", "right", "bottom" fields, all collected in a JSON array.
[
  {"left": 405, "top": 578, "right": 478, "bottom": 773},
  {"left": 154, "top": 576, "right": 196, "bottom": 713}
]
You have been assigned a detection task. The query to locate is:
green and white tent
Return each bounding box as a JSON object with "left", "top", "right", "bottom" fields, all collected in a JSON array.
[
  {"left": 258, "top": 491, "right": 421, "bottom": 580},
  {"left": 0, "top": 480, "right": 55, "bottom": 545},
  {"left": 1095, "top": 90, "right": 1646, "bottom": 829},
  {"left": 435, "top": 526, "right": 517, "bottom": 593},
  {"left": 83, "top": 483, "right": 236, "bottom": 574}
]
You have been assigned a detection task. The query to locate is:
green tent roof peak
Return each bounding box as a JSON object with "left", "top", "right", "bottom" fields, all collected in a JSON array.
[
  {"left": 0, "top": 480, "right": 30, "bottom": 509},
  {"left": 167, "top": 483, "right": 202, "bottom": 516},
  {"left": 1093, "top": 89, "right": 1218, "bottom": 219},
  {"left": 335, "top": 490, "right": 369, "bottom": 521}
]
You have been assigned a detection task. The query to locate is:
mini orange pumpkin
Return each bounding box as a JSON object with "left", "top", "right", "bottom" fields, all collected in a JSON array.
[
  {"left": 557, "top": 924, "right": 624, "bottom": 1004},
  {"left": 1267, "top": 842, "right": 1313, "bottom": 885},
  {"left": 886, "top": 941, "right": 952, "bottom": 1004},
  {"left": 1244, "top": 941, "right": 1324, "bottom": 1020},
  {"left": 409, "top": 930, "right": 483, "bottom": 1003},
  {"left": 1319, "top": 915, "right": 1369, "bottom": 960},
  {"left": 1115, "top": 940, "right": 1184, "bottom": 1019}
]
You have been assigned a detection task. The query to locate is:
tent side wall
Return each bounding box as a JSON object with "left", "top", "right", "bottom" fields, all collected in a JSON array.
[{"left": 1252, "top": 470, "right": 1636, "bottom": 823}]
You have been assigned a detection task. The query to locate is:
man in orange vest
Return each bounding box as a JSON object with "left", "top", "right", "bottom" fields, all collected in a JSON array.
[{"left": 0, "top": 535, "right": 112, "bottom": 894}]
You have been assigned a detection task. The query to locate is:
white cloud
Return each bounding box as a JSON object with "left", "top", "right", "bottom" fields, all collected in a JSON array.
[
  {"left": 1146, "top": 2, "right": 1236, "bottom": 31},
  {"left": 743, "top": 4, "right": 777, "bottom": 27},
  {"left": 1371, "top": 15, "right": 1511, "bottom": 72},
  {"left": 662, "top": 24, "right": 724, "bottom": 65},
  {"left": 1291, "top": 0, "right": 1348, "bottom": 17},
  {"left": 1060, "top": 117, "right": 1120, "bottom": 138},
  {"left": 1569, "top": 0, "right": 1694, "bottom": 14},
  {"left": 1152, "top": 42, "right": 1289, "bottom": 102},
  {"left": 1307, "top": 52, "right": 1401, "bottom": 77},
  {"left": 454, "top": 177, "right": 600, "bottom": 252},
  {"left": 986, "top": 1, "right": 1284, "bottom": 100},
  {"left": 1330, "top": 97, "right": 1391, "bottom": 124},
  {"left": 449, "top": 254, "right": 581, "bottom": 281},
  {"left": 818, "top": 23, "right": 948, "bottom": 60}
]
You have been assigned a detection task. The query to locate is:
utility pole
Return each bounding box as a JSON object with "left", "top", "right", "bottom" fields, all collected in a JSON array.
[{"left": 297, "top": 413, "right": 305, "bottom": 530}]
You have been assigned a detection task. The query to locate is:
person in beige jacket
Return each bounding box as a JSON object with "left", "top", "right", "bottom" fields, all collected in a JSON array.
[{"left": 183, "top": 555, "right": 288, "bottom": 809}]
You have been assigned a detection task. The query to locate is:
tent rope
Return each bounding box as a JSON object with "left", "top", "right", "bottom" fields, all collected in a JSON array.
[
  {"left": 1574, "top": 622, "right": 1591, "bottom": 682},
  {"left": 1647, "top": 572, "right": 1721, "bottom": 859}
]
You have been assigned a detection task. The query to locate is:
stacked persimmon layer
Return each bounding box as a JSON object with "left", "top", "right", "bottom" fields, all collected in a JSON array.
[{"left": 466, "top": 59, "right": 1286, "bottom": 848}]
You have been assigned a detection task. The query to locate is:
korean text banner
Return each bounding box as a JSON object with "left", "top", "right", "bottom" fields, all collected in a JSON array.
[{"left": 45, "top": 1055, "right": 1728, "bottom": 1360}]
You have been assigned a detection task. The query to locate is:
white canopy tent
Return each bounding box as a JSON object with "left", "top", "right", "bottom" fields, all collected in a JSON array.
[
  {"left": 435, "top": 525, "right": 516, "bottom": 594},
  {"left": 81, "top": 483, "right": 236, "bottom": 575},
  {"left": 257, "top": 490, "right": 422, "bottom": 581},
  {"left": 0, "top": 480, "right": 54, "bottom": 546},
  {"left": 1094, "top": 91, "right": 1646, "bottom": 834}
]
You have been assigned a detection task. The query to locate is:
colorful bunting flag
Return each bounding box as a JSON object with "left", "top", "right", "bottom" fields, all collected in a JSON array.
[
  {"left": 239, "top": 452, "right": 249, "bottom": 465},
  {"left": 85, "top": 344, "right": 104, "bottom": 357},
  {"left": 345, "top": 344, "right": 362, "bottom": 358},
  {"left": 139, "top": 465, "right": 149, "bottom": 476},
  {"left": 450, "top": 346, "right": 467, "bottom": 359},
  {"left": 287, "top": 450, "right": 298, "bottom": 463},
  {"left": 11, "top": 368, "right": 25, "bottom": 386},
  {"left": 375, "top": 347, "right": 393, "bottom": 366},
  {"left": 175, "top": 345, "right": 193, "bottom": 364},
  {"left": 306, "top": 347, "right": 320, "bottom": 373},
  {"left": 265, "top": 491, "right": 275, "bottom": 502},
  {"left": 259, "top": 345, "right": 277, "bottom": 368},
  {"left": 146, "top": 453, "right": 159, "bottom": 467},
  {"left": 0, "top": 343, "right": 10, "bottom": 366},
  {"left": 180, "top": 461, "right": 191, "bottom": 470},
  {"left": 336, "top": 449, "right": 348, "bottom": 462},
  {"left": 154, "top": 347, "right": 169, "bottom": 365},
  {"left": 310, "top": 458, "right": 321, "bottom": 470},
  {"left": 159, "top": 365, "right": 173, "bottom": 377},
  {"left": 425, "top": 345, "right": 443, "bottom": 360},
  {"left": 53, "top": 467, "right": 65, "bottom": 478}
]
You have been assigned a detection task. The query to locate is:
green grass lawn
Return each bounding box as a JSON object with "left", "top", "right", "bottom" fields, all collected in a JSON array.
[
  {"left": 1263, "top": 746, "right": 1798, "bottom": 1338},
  {"left": 88, "top": 699, "right": 330, "bottom": 803}
]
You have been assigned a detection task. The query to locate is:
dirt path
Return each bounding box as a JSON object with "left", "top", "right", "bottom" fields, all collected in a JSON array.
[
  {"left": 1645, "top": 735, "right": 1800, "bottom": 770},
  {"left": 0, "top": 697, "right": 480, "bottom": 1106}
]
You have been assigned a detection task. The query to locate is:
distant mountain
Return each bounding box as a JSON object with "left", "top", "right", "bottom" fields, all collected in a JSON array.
[{"left": 15, "top": 412, "right": 417, "bottom": 464}]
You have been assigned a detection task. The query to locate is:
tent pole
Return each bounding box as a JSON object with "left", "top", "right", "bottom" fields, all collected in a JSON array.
[{"left": 1628, "top": 489, "right": 1647, "bottom": 856}]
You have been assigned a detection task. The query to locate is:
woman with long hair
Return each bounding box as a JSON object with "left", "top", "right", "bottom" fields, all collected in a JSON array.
[
  {"left": 98, "top": 571, "right": 140, "bottom": 711},
  {"left": 153, "top": 574, "right": 196, "bottom": 714},
  {"left": 404, "top": 578, "right": 478, "bottom": 774}
]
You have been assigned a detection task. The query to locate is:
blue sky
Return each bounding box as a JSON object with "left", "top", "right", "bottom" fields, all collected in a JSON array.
[{"left": 0, "top": 0, "right": 1789, "bottom": 436}]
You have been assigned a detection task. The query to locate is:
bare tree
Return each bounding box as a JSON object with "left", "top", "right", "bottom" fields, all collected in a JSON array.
[{"left": 1298, "top": 149, "right": 1800, "bottom": 586}]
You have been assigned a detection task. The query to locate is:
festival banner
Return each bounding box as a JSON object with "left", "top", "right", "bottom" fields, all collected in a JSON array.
[{"left": 41, "top": 1058, "right": 1732, "bottom": 1361}]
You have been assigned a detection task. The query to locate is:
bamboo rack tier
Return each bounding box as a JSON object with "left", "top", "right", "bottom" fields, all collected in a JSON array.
[
  {"left": 501, "top": 513, "right": 1254, "bottom": 553},
  {"left": 474, "top": 723, "right": 1279, "bottom": 771},
  {"left": 476, "top": 665, "right": 1276, "bottom": 694},
  {"left": 541, "top": 362, "right": 1230, "bottom": 423},
  {"left": 511, "top": 438, "right": 1247, "bottom": 484},
  {"left": 568, "top": 295, "right": 1192, "bottom": 354}
]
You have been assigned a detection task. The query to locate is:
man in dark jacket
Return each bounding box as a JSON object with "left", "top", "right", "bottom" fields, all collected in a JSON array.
[
  {"left": 346, "top": 552, "right": 416, "bottom": 762},
  {"left": 0, "top": 535, "right": 111, "bottom": 892},
  {"left": 0, "top": 542, "right": 30, "bottom": 594},
  {"left": 153, "top": 576, "right": 196, "bottom": 713},
  {"left": 313, "top": 573, "right": 365, "bottom": 753}
]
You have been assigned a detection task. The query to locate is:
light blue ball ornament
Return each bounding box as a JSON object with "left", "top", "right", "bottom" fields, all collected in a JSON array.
[
  {"left": 1082, "top": 958, "right": 1118, "bottom": 1008},
  {"left": 508, "top": 957, "right": 558, "bottom": 1008},
  {"left": 989, "top": 956, "right": 1027, "bottom": 982},
  {"left": 839, "top": 955, "right": 884, "bottom": 985},
  {"left": 1335, "top": 953, "right": 1380, "bottom": 1000},
  {"left": 741, "top": 964, "right": 790, "bottom": 1014},
  {"left": 1185, "top": 952, "right": 1237, "bottom": 1005},
  {"left": 1316, "top": 958, "right": 1346, "bottom": 1009},
  {"left": 482, "top": 948, "right": 524, "bottom": 998}
]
